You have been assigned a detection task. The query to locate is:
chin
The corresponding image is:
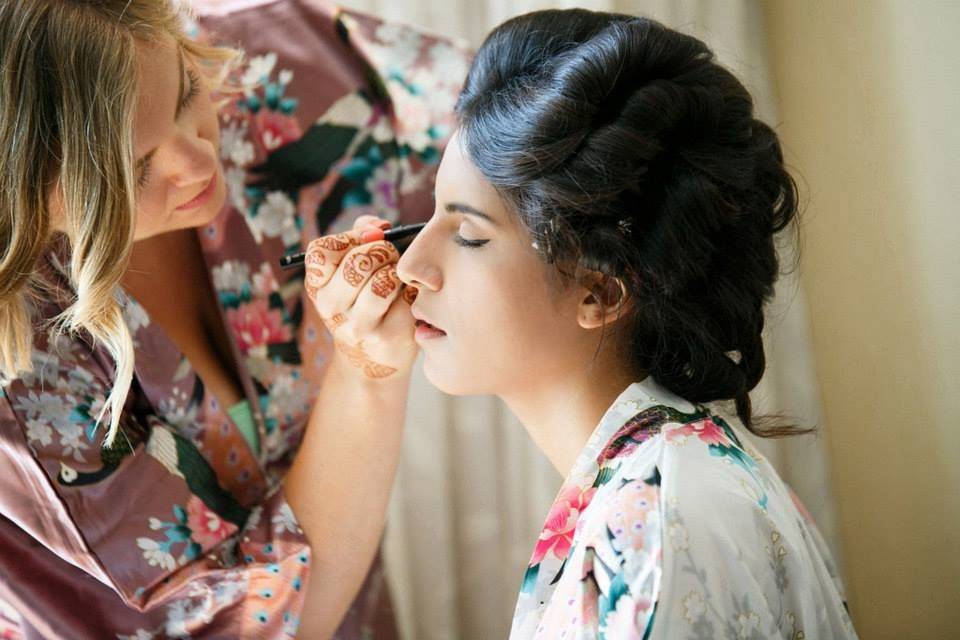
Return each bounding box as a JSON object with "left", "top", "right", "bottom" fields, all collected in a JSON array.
[
  {"left": 421, "top": 354, "right": 498, "bottom": 397},
  {"left": 422, "top": 358, "right": 474, "bottom": 396}
]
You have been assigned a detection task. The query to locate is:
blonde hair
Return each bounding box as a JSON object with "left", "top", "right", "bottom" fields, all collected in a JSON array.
[{"left": 0, "top": 1, "right": 239, "bottom": 446}]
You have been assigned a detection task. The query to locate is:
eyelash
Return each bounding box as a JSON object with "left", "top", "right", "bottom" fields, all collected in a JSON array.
[
  {"left": 454, "top": 234, "right": 489, "bottom": 249},
  {"left": 136, "top": 69, "right": 199, "bottom": 190},
  {"left": 180, "top": 68, "right": 200, "bottom": 110},
  {"left": 137, "top": 155, "right": 152, "bottom": 189}
]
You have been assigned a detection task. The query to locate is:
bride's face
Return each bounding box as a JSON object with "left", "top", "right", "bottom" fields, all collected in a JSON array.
[{"left": 397, "top": 131, "right": 595, "bottom": 397}]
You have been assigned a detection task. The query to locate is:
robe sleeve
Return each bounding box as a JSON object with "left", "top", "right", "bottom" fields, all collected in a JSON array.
[{"left": 0, "top": 388, "right": 311, "bottom": 639}]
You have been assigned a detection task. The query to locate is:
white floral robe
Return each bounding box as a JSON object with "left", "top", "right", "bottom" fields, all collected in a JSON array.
[{"left": 511, "top": 378, "right": 858, "bottom": 639}]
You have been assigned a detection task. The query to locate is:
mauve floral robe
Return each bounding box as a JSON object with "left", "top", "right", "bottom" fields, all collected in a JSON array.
[{"left": 0, "top": 2, "right": 470, "bottom": 637}]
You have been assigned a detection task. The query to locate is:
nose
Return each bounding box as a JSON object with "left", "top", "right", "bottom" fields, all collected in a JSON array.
[
  {"left": 168, "top": 128, "right": 217, "bottom": 188},
  {"left": 397, "top": 224, "right": 442, "bottom": 292}
]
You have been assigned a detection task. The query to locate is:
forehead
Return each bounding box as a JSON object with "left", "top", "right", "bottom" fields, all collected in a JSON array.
[
  {"left": 437, "top": 130, "right": 512, "bottom": 224},
  {"left": 132, "top": 35, "right": 180, "bottom": 158}
]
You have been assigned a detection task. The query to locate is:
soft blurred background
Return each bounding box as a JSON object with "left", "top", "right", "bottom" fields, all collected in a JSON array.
[{"left": 210, "top": 1, "right": 960, "bottom": 638}]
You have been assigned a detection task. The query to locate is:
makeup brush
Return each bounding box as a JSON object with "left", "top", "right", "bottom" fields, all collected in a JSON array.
[{"left": 278, "top": 222, "right": 425, "bottom": 270}]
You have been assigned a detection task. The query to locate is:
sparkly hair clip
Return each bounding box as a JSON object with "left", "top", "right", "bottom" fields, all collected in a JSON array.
[
  {"left": 530, "top": 218, "right": 557, "bottom": 259},
  {"left": 531, "top": 216, "right": 634, "bottom": 257}
]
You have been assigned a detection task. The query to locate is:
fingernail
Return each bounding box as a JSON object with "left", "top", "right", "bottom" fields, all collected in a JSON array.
[
  {"left": 375, "top": 220, "right": 392, "bottom": 230},
  {"left": 361, "top": 229, "right": 385, "bottom": 243}
]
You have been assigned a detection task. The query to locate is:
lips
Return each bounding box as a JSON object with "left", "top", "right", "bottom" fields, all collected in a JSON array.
[
  {"left": 415, "top": 319, "right": 444, "bottom": 331},
  {"left": 175, "top": 174, "right": 217, "bottom": 211},
  {"left": 412, "top": 308, "right": 446, "bottom": 337}
]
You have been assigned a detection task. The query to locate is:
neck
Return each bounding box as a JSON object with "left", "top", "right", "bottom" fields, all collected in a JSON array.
[
  {"left": 122, "top": 228, "right": 199, "bottom": 294},
  {"left": 501, "top": 355, "right": 638, "bottom": 477}
]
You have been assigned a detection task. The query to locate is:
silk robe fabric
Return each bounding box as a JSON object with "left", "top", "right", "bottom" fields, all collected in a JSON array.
[
  {"left": 511, "top": 378, "right": 858, "bottom": 639},
  {"left": 0, "top": 2, "right": 469, "bottom": 637}
]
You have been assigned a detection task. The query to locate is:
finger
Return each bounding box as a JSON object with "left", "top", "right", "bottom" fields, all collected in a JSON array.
[
  {"left": 401, "top": 284, "right": 418, "bottom": 306},
  {"left": 303, "top": 230, "right": 365, "bottom": 297},
  {"left": 378, "top": 284, "right": 419, "bottom": 340},
  {"left": 347, "top": 263, "right": 403, "bottom": 340},
  {"left": 352, "top": 215, "right": 392, "bottom": 232},
  {"left": 308, "top": 240, "right": 400, "bottom": 318}
]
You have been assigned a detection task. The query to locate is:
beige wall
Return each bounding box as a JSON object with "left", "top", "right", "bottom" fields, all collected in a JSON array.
[{"left": 764, "top": 1, "right": 960, "bottom": 637}]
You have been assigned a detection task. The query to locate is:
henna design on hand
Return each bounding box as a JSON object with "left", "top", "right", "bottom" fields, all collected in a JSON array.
[
  {"left": 304, "top": 270, "right": 325, "bottom": 300},
  {"left": 337, "top": 341, "right": 398, "bottom": 379},
  {"left": 305, "top": 247, "right": 326, "bottom": 268},
  {"left": 324, "top": 313, "right": 347, "bottom": 332},
  {"left": 315, "top": 233, "right": 358, "bottom": 252},
  {"left": 371, "top": 266, "right": 399, "bottom": 299},
  {"left": 401, "top": 285, "right": 418, "bottom": 305},
  {"left": 342, "top": 245, "right": 396, "bottom": 288}
]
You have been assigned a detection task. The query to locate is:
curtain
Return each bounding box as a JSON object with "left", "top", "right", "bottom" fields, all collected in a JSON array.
[{"left": 335, "top": 2, "right": 841, "bottom": 638}]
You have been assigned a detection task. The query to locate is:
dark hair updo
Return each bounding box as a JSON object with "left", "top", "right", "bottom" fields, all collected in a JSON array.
[{"left": 456, "top": 9, "right": 807, "bottom": 437}]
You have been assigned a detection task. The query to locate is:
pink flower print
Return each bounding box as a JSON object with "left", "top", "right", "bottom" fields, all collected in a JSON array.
[
  {"left": 531, "top": 485, "right": 596, "bottom": 566},
  {"left": 252, "top": 109, "right": 302, "bottom": 154},
  {"left": 665, "top": 418, "right": 728, "bottom": 446},
  {"left": 185, "top": 495, "right": 237, "bottom": 549},
  {"left": 226, "top": 299, "right": 292, "bottom": 355}
]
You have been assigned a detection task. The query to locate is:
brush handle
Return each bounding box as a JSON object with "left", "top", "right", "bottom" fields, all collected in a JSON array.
[{"left": 278, "top": 222, "right": 426, "bottom": 270}]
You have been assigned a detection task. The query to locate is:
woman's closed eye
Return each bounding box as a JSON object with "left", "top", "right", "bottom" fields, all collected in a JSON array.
[
  {"left": 453, "top": 228, "right": 489, "bottom": 248},
  {"left": 180, "top": 68, "right": 200, "bottom": 111},
  {"left": 137, "top": 155, "right": 153, "bottom": 189},
  {"left": 136, "top": 66, "right": 200, "bottom": 191}
]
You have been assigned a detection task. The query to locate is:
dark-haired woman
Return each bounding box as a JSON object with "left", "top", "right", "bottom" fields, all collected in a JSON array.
[{"left": 397, "top": 9, "right": 858, "bottom": 639}]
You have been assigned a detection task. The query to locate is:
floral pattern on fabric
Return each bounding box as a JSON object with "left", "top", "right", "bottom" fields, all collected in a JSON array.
[
  {"left": 511, "top": 379, "right": 858, "bottom": 640},
  {"left": 0, "top": 3, "right": 467, "bottom": 638}
]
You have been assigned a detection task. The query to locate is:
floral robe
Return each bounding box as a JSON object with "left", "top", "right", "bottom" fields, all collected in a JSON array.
[
  {"left": 0, "top": 2, "right": 469, "bottom": 638},
  {"left": 511, "top": 378, "right": 859, "bottom": 640}
]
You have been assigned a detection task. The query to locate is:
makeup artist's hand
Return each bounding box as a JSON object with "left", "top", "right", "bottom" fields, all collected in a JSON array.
[{"left": 304, "top": 216, "right": 418, "bottom": 380}]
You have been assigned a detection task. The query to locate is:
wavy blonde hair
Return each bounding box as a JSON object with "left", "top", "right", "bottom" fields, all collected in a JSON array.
[{"left": 0, "top": 1, "right": 240, "bottom": 445}]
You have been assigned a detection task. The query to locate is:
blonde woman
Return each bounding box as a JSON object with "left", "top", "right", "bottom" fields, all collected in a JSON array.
[{"left": 0, "top": 1, "right": 466, "bottom": 637}]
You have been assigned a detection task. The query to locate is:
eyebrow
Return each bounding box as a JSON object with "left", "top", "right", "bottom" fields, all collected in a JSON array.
[
  {"left": 444, "top": 202, "right": 498, "bottom": 225},
  {"left": 135, "top": 47, "right": 186, "bottom": 170}
]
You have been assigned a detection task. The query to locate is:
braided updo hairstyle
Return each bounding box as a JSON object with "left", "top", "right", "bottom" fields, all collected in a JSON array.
[{"left": 456, "top": 10, "right": 807, "bottom": 437}]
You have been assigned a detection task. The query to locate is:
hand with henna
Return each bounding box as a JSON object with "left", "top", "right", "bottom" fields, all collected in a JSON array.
[
  {"left": 303, "top": 215, "right": 418, "bottom": 380},
  {"left": 286, "top": 216, "right": 421, "bottom": 637}
]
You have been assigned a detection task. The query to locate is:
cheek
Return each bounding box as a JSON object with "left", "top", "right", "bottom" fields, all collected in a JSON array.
[
  {"left": 200, "top": 99, "right": 221, "bottom": 148},
  {"left": 132, "top": 189, "right": 168, "bottom": 240},
  {"left": 439, "top": 262, "right": 572, "bottom": 390}
]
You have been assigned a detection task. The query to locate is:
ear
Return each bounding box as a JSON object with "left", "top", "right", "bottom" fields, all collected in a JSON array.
[{"left": 577, "top": 274, "right": 631, "bottom": 330}]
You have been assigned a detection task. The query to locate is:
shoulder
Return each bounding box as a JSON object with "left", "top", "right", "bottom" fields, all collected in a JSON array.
[
  {"left": 651, "top": 408, "right": 781, "bottom": 562},
  {"left": 578, "top": 406, "right": 772, "bottom": 593},
  {"left": 658, "top": 408, "right": 769, "bottom": 506}
]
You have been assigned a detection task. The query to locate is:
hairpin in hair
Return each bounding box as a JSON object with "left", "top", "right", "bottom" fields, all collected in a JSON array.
[{"left": 530, "top": 218, "right": 557, "bottom": 259}]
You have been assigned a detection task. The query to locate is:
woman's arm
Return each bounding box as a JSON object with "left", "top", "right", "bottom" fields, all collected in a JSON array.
[
  {"left": 284, "top": 356, "right": 410, "bottom": 639},
  {"left": 282, "top": 217, "right": 417, "bottom": 638}
]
